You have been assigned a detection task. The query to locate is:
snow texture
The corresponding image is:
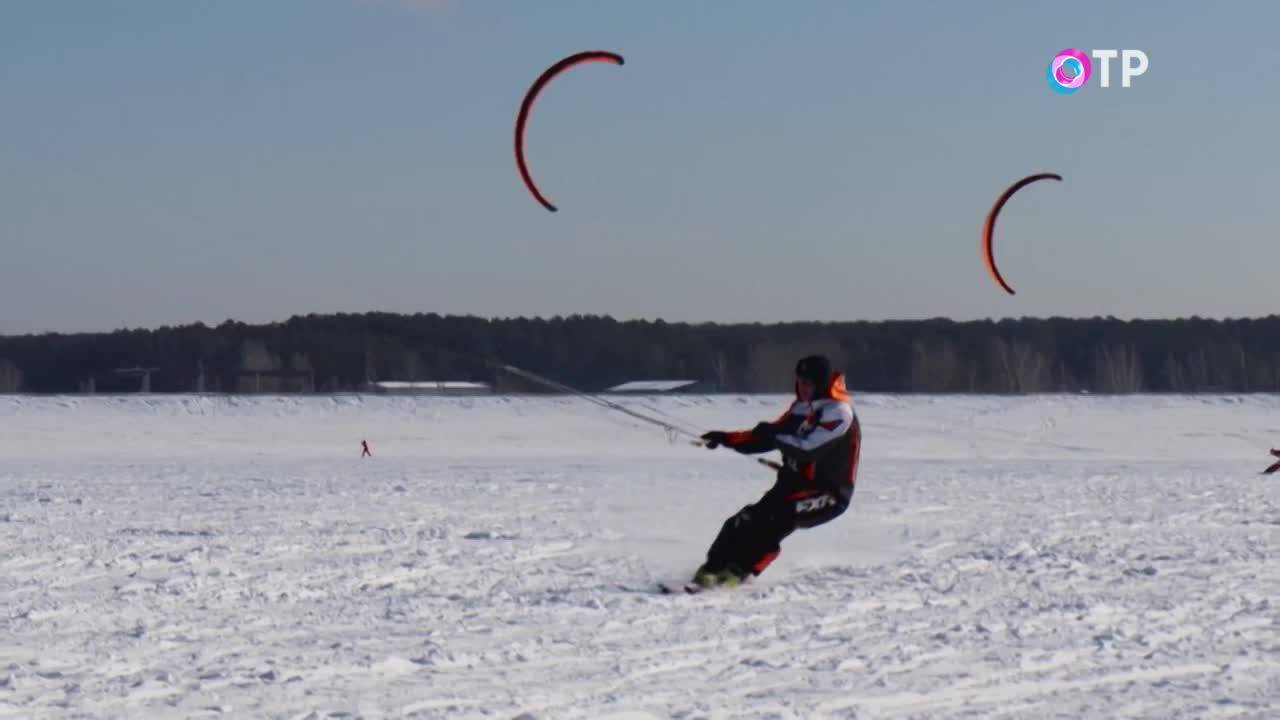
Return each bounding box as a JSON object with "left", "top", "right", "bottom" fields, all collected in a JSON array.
[{"left": 1, "top": 393, "right": 1277, "bottom": 719}]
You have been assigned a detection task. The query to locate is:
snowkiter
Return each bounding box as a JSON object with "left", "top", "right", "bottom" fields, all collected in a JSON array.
[{"left": 694, "top": 354, "right": 862, "bottom": 588}]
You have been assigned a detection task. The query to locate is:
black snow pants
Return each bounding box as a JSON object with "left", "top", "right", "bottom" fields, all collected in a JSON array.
[{"left": 702, "top": 481, "right": 853, "bottom": 578}]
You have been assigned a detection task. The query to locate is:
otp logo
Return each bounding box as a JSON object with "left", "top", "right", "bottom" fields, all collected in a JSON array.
[
  {"left": 1047, "top": 48, "right": 1149, "bottom": 93},
  {"left": 1047, "top": 49, "right": 1091, "bottom": 94}
]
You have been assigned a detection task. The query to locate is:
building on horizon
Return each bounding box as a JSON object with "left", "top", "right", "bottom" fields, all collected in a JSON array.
[
  {"left": 362, "top": 380, "right": 492, "bottom": 396},
  {"left": 605, "top": 379, "right": 709, "bottom": 394}
]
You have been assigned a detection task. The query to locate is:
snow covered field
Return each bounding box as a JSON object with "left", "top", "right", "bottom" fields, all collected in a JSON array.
[{"left": 1, "top": 393, "right": 1277, "bottom": 719}]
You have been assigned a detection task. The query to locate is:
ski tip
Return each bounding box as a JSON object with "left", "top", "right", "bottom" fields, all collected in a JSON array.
[{"left": 657, "top": 581, "right": 706, "bottom": 595}]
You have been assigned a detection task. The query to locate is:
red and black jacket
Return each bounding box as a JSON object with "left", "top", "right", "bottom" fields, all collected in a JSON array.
[{"left": 720, "top": 373, "right": 862, "bottom": 495}]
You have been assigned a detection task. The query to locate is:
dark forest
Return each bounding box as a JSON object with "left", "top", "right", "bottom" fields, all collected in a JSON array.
[{"left": 2, "top": 313, "right": 1279, "bottom": 394}]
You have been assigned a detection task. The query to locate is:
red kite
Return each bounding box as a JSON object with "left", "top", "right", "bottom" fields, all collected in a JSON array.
[
  {"left": 981, "top": 172, "right": 1062, "bottom": 295},
  {"left": 514, "top": 50, "right": 624, "bottom": 212}
]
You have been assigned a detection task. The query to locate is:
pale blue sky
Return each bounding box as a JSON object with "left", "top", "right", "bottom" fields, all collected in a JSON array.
[{"left": 2, "top": 1, "right": 1277, "bottom": 334}]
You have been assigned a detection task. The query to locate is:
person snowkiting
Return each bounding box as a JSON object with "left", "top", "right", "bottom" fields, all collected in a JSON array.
[{"left": 694, "top": 354, "right": 862, "bottom": 588}]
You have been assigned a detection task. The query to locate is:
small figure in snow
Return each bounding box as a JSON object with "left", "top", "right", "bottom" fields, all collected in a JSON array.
[
  {"left": 361, "top": 440, "right": 372, "bottom": 458},
  {"left": 695, "top": 354, "right": 862, "bottom": 588},
  {"left": 1263, "top": 448, "right": 1280, "bottom": 475}
]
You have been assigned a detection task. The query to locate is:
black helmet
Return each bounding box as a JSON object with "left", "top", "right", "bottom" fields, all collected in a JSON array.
[{"left": 794, "top": 354, "right": 832, "bottom": 387}]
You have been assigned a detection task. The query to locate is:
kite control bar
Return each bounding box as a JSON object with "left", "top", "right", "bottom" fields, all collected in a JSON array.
[{"left": 688, "top": 439, "right": 785, "bottom": 471}]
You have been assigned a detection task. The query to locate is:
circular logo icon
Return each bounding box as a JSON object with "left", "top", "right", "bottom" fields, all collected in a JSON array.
[{"left": 1047, "top": 49, "right": 1091, "bottom": 94}]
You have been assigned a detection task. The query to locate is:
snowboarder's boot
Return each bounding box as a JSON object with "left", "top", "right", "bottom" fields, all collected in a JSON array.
[
  {"left": 692, "top": 564, "right": 747, "bottom": 589},
  {"left": 715, "top": 569, "right": 743, "bottom": 588},
  {"left": 692, "top": 565, "right": 720, "bottom": 588}
]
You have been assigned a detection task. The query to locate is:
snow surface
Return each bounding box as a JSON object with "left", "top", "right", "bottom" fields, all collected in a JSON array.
[{"left": 1, "top": 393, "right": 1277, "bottom": 719}]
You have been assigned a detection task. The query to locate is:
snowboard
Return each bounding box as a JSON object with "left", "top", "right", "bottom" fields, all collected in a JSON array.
[{"left": 657, "top": 577, "right": 749, "bottom": 594}]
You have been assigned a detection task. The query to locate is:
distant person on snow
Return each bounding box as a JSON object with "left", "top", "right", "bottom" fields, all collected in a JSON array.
[
  {"left": 361, "top": 440, "right": 372, "bottom": 458},
  {"left": 1264, "top": 448, "right": 1280, "bottom": 475},
  {"left": 695, "top": 354, "right": 862, "bottom": 588}
]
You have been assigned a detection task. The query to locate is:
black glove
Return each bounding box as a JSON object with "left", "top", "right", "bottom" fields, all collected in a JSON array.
[{"left": 700, "top": 431, "right": 728, "bottom": 449}]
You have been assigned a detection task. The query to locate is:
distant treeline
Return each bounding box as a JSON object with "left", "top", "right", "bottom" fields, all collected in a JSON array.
[{"left": 2, "top": 313, "right": 1280, "bottom": 394}]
